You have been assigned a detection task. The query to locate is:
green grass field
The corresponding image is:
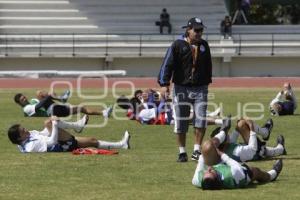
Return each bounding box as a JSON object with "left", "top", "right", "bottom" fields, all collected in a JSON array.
[{"left": 0, "top": 88, "right": 300, "bottom": 200}]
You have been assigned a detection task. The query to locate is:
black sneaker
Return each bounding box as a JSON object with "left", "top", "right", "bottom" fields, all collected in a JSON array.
[
  {"left": 191, "top": 150, "right": 201, "bottom": 161},
  {"left": 277, "top": 135, "right": 287, "bottom": 155},
  {"left": 177, "top": 153, "right": 188, "bottom": 162},
  {"left": 220, "top": 115, "right": 231, "bottom": 133},
  {"left": 272, "top": 159, "right": 283, "bottom": 181},
  {"left": 262, "top": 118, "right": 273, "bottom": 141}
]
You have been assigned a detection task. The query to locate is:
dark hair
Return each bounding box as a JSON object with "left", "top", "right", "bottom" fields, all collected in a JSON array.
[
  {"left": 134, "top": 90, "right": 143, "bottom": 98},
  {"left": 202, "top": 176, "right": 222, "bottom": 190},
  {"left": 162, "top": 8, "right": 167, "bottom": 12},
  {"left": 129, "top": 97, "right": 141, "bottom": 115},
  {"left": 14, "top": 93, "right": 23, "bottom": 104},
  {"left": 8, "top": 124, "right": 21, "bottom": 144},
  {"left": 116, "top": 96, "right": 131, "bottom": 110}
]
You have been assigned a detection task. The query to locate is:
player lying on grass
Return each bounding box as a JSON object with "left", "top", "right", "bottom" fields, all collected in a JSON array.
[
  {"left": 192, "top": 141, "right": 283, "bottom": 189},
  {"left": 35, "top": 89, "right": 71, "bottom": 103},
  {"left": 270, "top": 82, "right": 297, "bottom": 116},
  {"left": 116, "top": 94, "right": 221, "bottom": 125},
  {"left": 7, "top": 115, "right": 130, "bottom": 153},
  {"left": 14, "top": 92, "right": 112, "bottom": 118},
  {"left": 207, "top": 118, "right": 286, "bottom": 163}
]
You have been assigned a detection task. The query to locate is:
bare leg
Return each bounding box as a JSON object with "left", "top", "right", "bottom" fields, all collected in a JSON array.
[
  {"left": 36, "top": 90, "right": 49, "bottom": 100},
  {"left": 194, "top": 127, "right": 206, "bottom": 146},
  {"left": 71, "top": 106, "right": 102, "bottom": 115},
  {"left": 75, "top": 137, "right": 98, "bottom": 148},
  {"left": 44, "top": 118, "right": 75, "bottom": 141},
  {"left": 201, "top": 140, "right": 220, "bottom": 166},
  {"left": 177, "top": 133, "right": 186, "bottom": 148},
  {"left": 236, "top": 119, "right": 250, "bottom": 143},
  {"left": 250, "top": 167, "right": 271, "bottom": 182}
]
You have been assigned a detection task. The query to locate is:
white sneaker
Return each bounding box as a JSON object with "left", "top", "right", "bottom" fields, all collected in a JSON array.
[
  {"left": 75, "top": 115, "right": 89, "bottom": 133},
  {"left": 102, "top": 106, "right": 113, "bottom": 119},
  {"left": 121, "top": 131, "right": 131, "bottom": 149}
]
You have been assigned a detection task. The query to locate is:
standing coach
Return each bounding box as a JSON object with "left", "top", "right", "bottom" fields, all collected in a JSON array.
[{"left": 158, "top": 17, "right": 212, "bottom": 162}]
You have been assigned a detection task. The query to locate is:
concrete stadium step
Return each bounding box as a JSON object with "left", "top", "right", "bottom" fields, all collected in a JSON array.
[
  {"left": 0, "top": 0, "right": 227, "bottom": 34},
  {"left": 76, "top": 5, "right": 224, "bottom": 13},
  {"left": 70, "top": 0, "right": 221, "bottom": 6},
  {"left": 0, "top": 12, "right": 83, "bottom": 17},
  {"left": 0, "top": 19, "right": 93, "bottom": 26},
  {"left": 0, "top": 27, "right": 100, "bottom": 34},
  {"left": 232, "top": 25, "right": 300, "bottom": 34},
  {"left": 68, "top": 0, "right": 227, "bottom": 34},
  {"left": 0, "top": 4, "right": 74, "bottom": 9}
]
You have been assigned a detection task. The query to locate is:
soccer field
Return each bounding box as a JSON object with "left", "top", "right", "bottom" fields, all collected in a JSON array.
[{"left": 0, "top": 88, "right": 300, "bottom": 200}]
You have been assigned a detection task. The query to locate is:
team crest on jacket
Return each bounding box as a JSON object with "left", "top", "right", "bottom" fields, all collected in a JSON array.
[{"left": 200, "top": 45, "right": 205, "bottom": 52}]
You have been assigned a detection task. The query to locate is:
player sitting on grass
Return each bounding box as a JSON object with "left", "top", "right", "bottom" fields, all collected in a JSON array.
[
  {"left": 192, "top": 141, "right": 283, "bottom": 189},
  {"left": 14, "top": 92, "right": 112, "bottom": 118},
  {"left": 7, "top": 115, "right": 130, "bottom": 153},
  {"left": 270, "top": 82, "right": 297, "bottom": 116},
  {"left": 208, "top": 117, "right": 286, "bottom": 163}
]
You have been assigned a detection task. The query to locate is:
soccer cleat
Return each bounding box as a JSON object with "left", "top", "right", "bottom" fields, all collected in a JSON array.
[
  {"left": 191, "top": 150, "right": 201, "bottom": 161},
  {"left": 220, "top": 115, "right": 231, "bottom": 133},
  {"left": 60, "top": 90, "right": 71, "bottom": 103},
  {"left": 102, "top": 106, "right": 113, "bottom": 119},
  {"left": 75, "top": 115, "right": 89, "bottom": 133},
  {"left": 272, "top": 159, "right": 283, "bottom": 181},
  {"left": 262, "top": 118, "right": 273, "bottom": 141},
  {"left": 177, "top": 152, "right": 188, "bottom": 162},
  {"left": 277, "top": 135, "right": 287, "bottom": 155},
  {"left": 122, "top": 131, "right": 131, "bottom": 149}
]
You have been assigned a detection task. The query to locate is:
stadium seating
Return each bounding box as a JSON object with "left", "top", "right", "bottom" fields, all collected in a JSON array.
[
  {"left": 0, "top": 0, "right": 226, "bottom": 34},
  {"left": 1, "top": 0, "right": 300, "bottom": 77}
]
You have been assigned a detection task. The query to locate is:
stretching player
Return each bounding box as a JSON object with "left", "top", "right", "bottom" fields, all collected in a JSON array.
[
  {"left": 7, "top": 115, "right": 130, "bottom": 153},
  {"left": 209, "top": 118, "right": 286, "bottom": 163},
  {"left": 270, "top": 82, "right": 297, "bottom": 115},
  {"left": 14, "top": 93, "right": 112, "bottom": 118},
  {"left": 192, "top": 142, "right": 283, "bottom": 189},
  {"left": 35, "top": 89, "right": 70, "bottom": 103},
  {"left": 116, "top": 95, "right": 221, "bottom": 125}
]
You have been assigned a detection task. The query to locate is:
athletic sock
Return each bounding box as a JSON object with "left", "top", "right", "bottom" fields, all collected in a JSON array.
[
  {"left": 179, "top": 146, "right": 186, "bottom": 154},
  {"left": 57, "top": 118, "right": 85, "bottom": 132},
  {"left": 248, "top": 131, "right": 258, "bottom": 151},
  {"left": 194, "top": 144, "right": 200, "bottom": 152},
  {"left": 229, "top": 130, "right": 239, "bottom": 143},
  {"left": 254, "top": 123, "right": 269, "bottom": 138},
  {"left": 214, "top": 119, "right": 223, "bottom": 125},
  {"left": 97, "top": 140, "right": 123, "bottom": 149},
  {"left": 268, "top": 169, "right": 277, "bottom": 181},
  {"left": 265, "top": 145, "right": 284, "bottom": 157},
  {"left": 214, "top": 130, "right": 226, "bottom": 144}
]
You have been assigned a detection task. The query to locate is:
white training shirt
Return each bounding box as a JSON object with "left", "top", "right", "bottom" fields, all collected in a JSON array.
[
  {"left": 23, "top": 98, "right": 40, "bottom": 117},
  {"left": 18, "top": 128, "right": 50, "bottom": 153},
  {"left": 138, "top": 108, "right": 157, "bottom": 121},
  {"left": 270, "top": 90, "right": 297, "bottom": 111}
]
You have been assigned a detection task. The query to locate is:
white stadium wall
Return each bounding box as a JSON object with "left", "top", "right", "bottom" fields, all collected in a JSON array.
[{"left": 1, "top": 57, "right": 300, "bottom": 77}]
